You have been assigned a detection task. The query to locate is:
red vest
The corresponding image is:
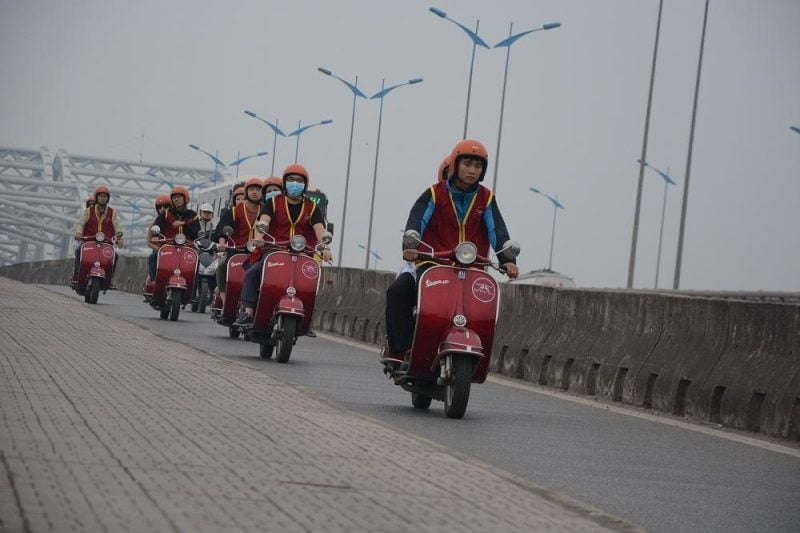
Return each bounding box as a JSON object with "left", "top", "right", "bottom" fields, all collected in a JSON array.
[
  {"left": 162, "top": 208, "right": 196, "bottom": 240},
  {"left": 82, "top": 206, "right": 116, "bottom": 237},
  {"left": 269, "top": 196, "right": 318, "bottom": 246},
  {"left": 231, "top": 202, "right": 262, "bottom": 246},
  {"left": 420, "top": 181, "right": 494, "bottom": 261}
]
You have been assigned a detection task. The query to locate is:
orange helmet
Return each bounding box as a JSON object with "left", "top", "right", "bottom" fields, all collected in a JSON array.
[
  {"left": 283, "top": 163, "right": 310, "bottom": 193},
  {"left": 85, "top": 194, "right": 96, "bottom": 208},
  {"left": 245, "top": 177, "right": 263, "bottom": 189},
  {"left": 450, "top": 139, "right": 488, "bottom": 181},
  {"left": 437, "top": 154, "right": 452, "bottom": 182},
  {"left": 155, "top": 194, "right": 171, "bottom": 209},
  {"left": 264, "top": 176, "right": 283, "bottom": 190},
  {"left": 94, "top": 185, "right": 111, "bottom": 196},
  {"left": 170, "top": 185, "right": 190, "bottom": 205},
  {"left": 232, "top": 186, "right": 245, "bottom": 198}
]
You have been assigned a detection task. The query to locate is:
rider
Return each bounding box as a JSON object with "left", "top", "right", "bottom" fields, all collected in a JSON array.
[
  {"left": 436, "top": 154, "right": 452, "bottom": 182},
  {"left": 198, "top": 203, "right": 215, "bottom": 234},
  {"left": 148, "top": 186, "right": 200, "bottom": 282},
  {"left": 263, "top": 176, "right": 283, "bottom": 200},
  {"left": 233, "top": 164, "right": 332, "bottom": 326},
  {"left": 212, "top": 177, "right": 264, "bottom": 311},
  {"left": 72, "top": 185, "right": 124, "bottom": 285},
  {"left": 85, "top": 194, "right": 96, "bottom": 208},
  {"left": 384, "top": 140, "right": 519, "bottom": 363},
  {"left": 146, "top": 195, "right": 172, "bottom": 283}
]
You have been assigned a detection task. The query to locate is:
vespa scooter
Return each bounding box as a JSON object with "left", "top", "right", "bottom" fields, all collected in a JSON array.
[
  {"left": 382, "top": 230, "right": 519, "bottom": 419},
  {"left": 147, "top": 225, "right": 198, "bottom": 321},
  {"left": 72, "top": 231, "right": 122, "bottom": 304}
]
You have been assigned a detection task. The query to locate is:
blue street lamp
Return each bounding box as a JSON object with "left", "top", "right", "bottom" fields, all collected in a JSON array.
[
  {"left": 318, "top": 67, "right": 367, "bottom": 268},
  {"left": 244, "top": 110, "right": 286, "bottom": 175},
  {"left": 529, "top": 187, "right": 565, "bottom": 271},
  {"left": 791, "top": 126, "right": 800, "bottom": 135},
  {"left": 188, "top": 144, "right": 226, "bottom": 184},
  {"left": 429, "top": 7, "right": 489, "bottom": 139},
  {"left": 638, "top": 160, "right": 677, "bottom": 289},
  {"left": 229, "top": 151, "right": 269, "bottom": 178},
  {"left": 364, "top": 77, "right": 424, "bottom": 270},
  {"left": 357, "top": 243, "right": 382, "bottom": 270},
  {"left": 493, "top": 21, "right": 561, "bottom": 194},
  {"left": 287, "top": 119, "right": 334, "bottom": 164}
]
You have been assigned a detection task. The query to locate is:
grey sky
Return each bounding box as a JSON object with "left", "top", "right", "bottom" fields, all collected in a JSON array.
[{"left": 1, "top": 0, "right": 798, "bottom": 290}]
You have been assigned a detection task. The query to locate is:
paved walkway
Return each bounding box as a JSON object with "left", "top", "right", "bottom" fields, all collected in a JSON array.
[{"left": 0, "top": 277, "right": 634, "bottom": 532}]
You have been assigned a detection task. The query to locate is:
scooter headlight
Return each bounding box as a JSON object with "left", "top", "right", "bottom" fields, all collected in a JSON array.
[
  {"left": 174, "top": 233, "right": 187, "bottom": 245},
  {"left": 95, "top": 232, "right": 105, "bottom": 242},
  {"left": 246, "top": 239, "right": 256, "bottom": 253},
  {"left": 289, "top": 235, "right": 307, "bottom": 252},
  {"left": 455, "top": 242, "right": 478, "bottom": 265}
]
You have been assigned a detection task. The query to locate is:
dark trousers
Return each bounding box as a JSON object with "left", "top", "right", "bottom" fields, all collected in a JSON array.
[
  {"left": 241, "top": 254, "right": 267, "bottom": 308},
  {"left": 215, "top": 253, "right": 232, "bottom": 292},
  {"left": 385, "top": 272, "right": 418, "bottom": 353},
  {"left": 148, "top": 250, "right": 158, "bottom": 280}
]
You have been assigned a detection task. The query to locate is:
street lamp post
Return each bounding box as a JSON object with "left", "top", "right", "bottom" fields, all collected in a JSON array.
[
  {"left": 189, "top": 144, "right": 269, "bottom": 182},
  {"left": 357, "top": 243, "right": 382, "bottom": 270},
  {"left": 364, "top": 77, "right": 424, "bottom": 270},
  {"left": 188, "top": 144, "right": 226, "bottom": 184},
  {"left": 244, "top": 110, "right": 286, "bottom": 175},
  {"left": 639, "top": 160, "right": 676, "bottom": 289},
  {"left": 287, "top": 119, "right": 334, "bottom": 163},
  {"left": 492, "top": 21, "right": 561, "bottom": 195},
  {"left": 230, "top": 151, "right": 270, "bottom": 178},
  {"left": 529, "top": 187, "right": 564, "bottom": 270},
  {"left": 318, "top": 67, "right": 367, "bottom": 267},
  {"left": 628, "top": 0, "right": 665, "bottom": 289},
  {"left": 429, "top": 7, "right": 489, "bottom": 139}
]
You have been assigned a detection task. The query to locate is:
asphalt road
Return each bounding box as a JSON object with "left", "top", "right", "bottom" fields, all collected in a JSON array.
[{"left": 44, "top": 285, "right": 800, "bottom": 532}]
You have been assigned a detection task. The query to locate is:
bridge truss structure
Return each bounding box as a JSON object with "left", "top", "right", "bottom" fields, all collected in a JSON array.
[{"left": 0, "top": 146, "right": 220, "bottom": 266}]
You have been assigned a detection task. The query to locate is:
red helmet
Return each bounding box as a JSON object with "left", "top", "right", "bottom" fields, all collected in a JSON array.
[
  {"left": 155, "top": 194, "right": 171, "bottom": 209},
  {"left": 437, "top": 154, "right": 452, "bottom": 182},
  {"left": 450, "top": 139, "right": 488, "bottom": 181},
  {"left": 245, "top": 177, "right": 263, "bottom": 189},
  {"left": 85, "top": 194, "right": 96, "bottom": 208},
  {"left": 170, "top": 185, "right": 190, "bottom": 205},
  {"left": 283, "top": 163, "right": 310, "bottom": 190},
  {"left": 263, "top": 176, "right": 283, "bottom": 190},
  {"left": 232, "top": 186, "right": 245, "bottom": 199},
  {"left": 94, "top": 184, "right": 111, "bottom": 196}
]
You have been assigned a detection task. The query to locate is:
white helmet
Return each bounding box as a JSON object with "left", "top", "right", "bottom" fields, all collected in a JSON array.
[{"left": 200, "top": 203, "right": 214, "bottom": 213}]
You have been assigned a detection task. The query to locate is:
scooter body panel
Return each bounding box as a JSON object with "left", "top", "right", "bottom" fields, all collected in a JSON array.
[
  {"left": 78, "top": 241, "right": 115, "bottom": 291},
  {"left": 154, "top": 244, "right": 198, "bottom": 305},
  {"left": 253, "top": 251, "right": 320, "bottom": 336},
  {"left": 221, "top": 253, "right": 248, "bottom": 322}
]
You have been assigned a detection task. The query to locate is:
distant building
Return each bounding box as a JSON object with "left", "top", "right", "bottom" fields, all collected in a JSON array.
[{"left": 510, "top": 269, "right": 576, "bottom": 288}]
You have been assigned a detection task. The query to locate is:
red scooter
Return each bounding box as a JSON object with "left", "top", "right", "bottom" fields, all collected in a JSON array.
[
  {"left": 205, "top": 226, "right": 255, "bottom": 338},
  {"left": 147, "top": 225, "right": 198, "bottom": 321},
  {"left": 382, "top": 231, "right": 520, "bottom": 419},
  {"left": 73, "top": 231, "right": 122, "bottom": 304},
  {"left": 246, "top": 222, "right": 331, "bottom": 363}
]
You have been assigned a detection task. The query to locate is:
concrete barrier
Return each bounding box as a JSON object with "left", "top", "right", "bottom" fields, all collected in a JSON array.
[{"left": 2, "top": 260, "right": 798, "bottom": 441}]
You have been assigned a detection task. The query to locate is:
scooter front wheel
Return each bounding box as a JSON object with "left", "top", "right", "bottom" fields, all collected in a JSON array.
[
  {"left": 198, "top": 281, "right": 209, "bottom": 314},
  {"left": 443, "top": 356, "right": 472, "bottom": 419},
  {"left": 169, "top": 288, "right": 182, "bottom": 321},
  {"left": 84, "top": 278, "right": 99, "bottom": 304},
  {"left": 275, "top": 315, "right": 298, "bottom": 364}
]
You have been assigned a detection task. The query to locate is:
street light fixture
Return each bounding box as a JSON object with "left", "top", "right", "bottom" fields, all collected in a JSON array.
[
  {"left": 188, "top": 144, "right": 226, "bottom": 184},
  {"left": 492, "top": 21, "right": 561, "bottom": 194},
  {"left": 287, "top": 119, "right": 334, "bottom": 163},
  {"left": 429, "top": 7, "right": 489, "bottom": 139},
  {"left": 791, "top": 126, "right": 800, "bottom": 135},
  {"left": 357, "top": 243, "right": 382, "bottom": 270},
  {"left": 318, "top": 67, "right": 367, "bottom": 268},
  {"left": 364, "top": 77, "right": 424, "bottom": 270},
  {"left": 229, "top": 151, "right": 269, "bottom": 178},
  {"left": 638, "top": 160, "right": 676, "bottom": 289},
  {"left": 529, "top": 187, "right": 564, "bottom": 270},
  {"left": 244, "top": 110, "right": 286, "bottom": 175}
]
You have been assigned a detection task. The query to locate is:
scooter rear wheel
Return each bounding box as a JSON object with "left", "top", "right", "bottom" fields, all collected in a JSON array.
[
  {"left": 228, "top": 326, "right": 241, "bottom": 339},
  {"left": 443, "top": 356, "right": 472, "bottom": 419},
  {"left": 169, "top": 288, "right": 182, "bottom": 321},
  {"left": 259, "top": 342, "right": 274, "bottom": 359},
  {"left": 159, "top": 302, "right": 169, "bottom": 320},
  {"left": 275, "top": 315, "right": 298, "bottom": 364},
  {"left": 411, "top": 393, "right": 432, "bottom": 409}
]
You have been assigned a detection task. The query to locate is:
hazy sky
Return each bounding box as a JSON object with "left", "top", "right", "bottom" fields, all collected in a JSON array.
[{"left": 1, "top": 0, "right": 798, "bottom": 290}]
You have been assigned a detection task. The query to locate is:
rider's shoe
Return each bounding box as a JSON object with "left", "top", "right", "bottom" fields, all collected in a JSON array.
[
  {"left": 306, "top": 328, "right": 317, "bottom": 338},
  {"left": 234, "top": 313, "right": 254, "bottom": 327}
]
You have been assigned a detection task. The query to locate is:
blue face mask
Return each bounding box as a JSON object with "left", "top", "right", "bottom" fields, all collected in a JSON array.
[{"left": 285, "top": 182, "right": 304, "bottom": 197}]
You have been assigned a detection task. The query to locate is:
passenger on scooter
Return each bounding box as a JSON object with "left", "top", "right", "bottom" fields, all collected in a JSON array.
[
  {"left": 263, "top": 176, "right": 283, "bottom": 201},
  {"left": 384, "top": 140, "right": 519, "bottom": 363},
  {"left": 85, "top": 194, "right": 96, "bottom": 208},
  {"left": 212, "top": 177, "right": 264, "bottom": 306},
  {"left": 72, "top": 185, "right": 124, "bottom": 286},
  {"left": 146, "top": 195, "right": 172, "bottom": 282},
  {"left": 198, "top": 203, "right": 216, "bottom": 234},
  {"left": 234, "top": 164, "right": 332, "bottom": 326}
]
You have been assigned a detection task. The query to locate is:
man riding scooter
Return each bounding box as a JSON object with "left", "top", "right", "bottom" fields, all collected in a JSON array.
[
  {"left": 71, "top": 185, "right": 124, "bottom": 288},
  {"left": 384, "top": 139, "right": 519, "bottom": 370},
  {"left": 234, "top": 164, "right": 332, "bottom": 327}
]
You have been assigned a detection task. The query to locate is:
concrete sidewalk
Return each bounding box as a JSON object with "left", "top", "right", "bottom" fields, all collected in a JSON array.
[{"left": 0, "top": 277, "right": 635, "bottom": 532}]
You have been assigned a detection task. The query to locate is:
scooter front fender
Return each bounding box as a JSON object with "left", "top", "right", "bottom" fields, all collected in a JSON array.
[
  {"left": 275, "top": 294, "right": 305, "bottom": 317},
  {"left": 166, "top": 275, "right": 187, "bottom": 289},
  {"left": 89, "top": 267, "right": 106, "bottom": 279},
  {"left": 431, "top": 327, "right": 485, "bottom": 371}
]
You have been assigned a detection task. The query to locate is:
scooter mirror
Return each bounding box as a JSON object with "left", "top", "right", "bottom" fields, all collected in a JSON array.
[
  {"left": 402, "top": 230, "right": 421, "bottom": 249},
  {"left": 222, "top": 226, "right": 234, "bottom": 236},
  {"left": 500, "top": 240, "right": 521, "bottom": 259},
  {"left": 115, "top": 232, "right": 124, "bottom": 238},
  {"left": 150, "top": 225, "right": 161, "bottom": 234},
  {"left": 255, "top": 222, "right": 269, "bottom": 234},
  {"left": 320, "top": 232, "right": 333, "bottom": 245}
]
